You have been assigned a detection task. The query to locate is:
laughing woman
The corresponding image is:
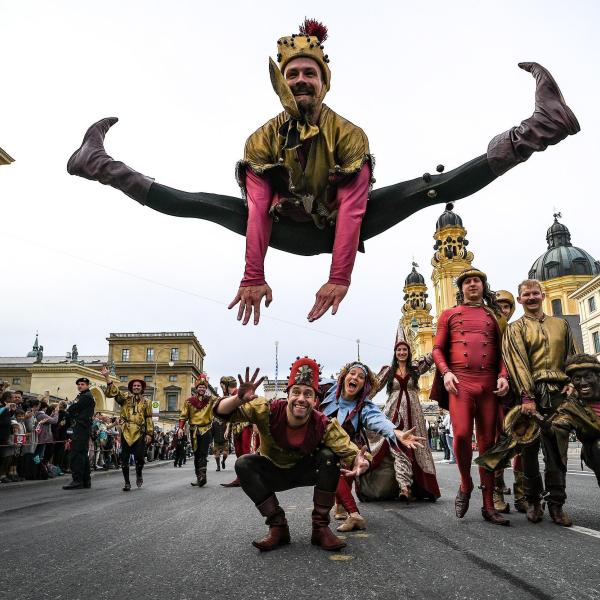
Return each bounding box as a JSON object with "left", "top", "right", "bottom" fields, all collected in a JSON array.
[{"left": 320, "top": 362, "right": 424, "bottom": 532}]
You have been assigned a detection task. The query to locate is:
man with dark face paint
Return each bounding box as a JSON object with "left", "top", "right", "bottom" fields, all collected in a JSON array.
[{"left": 545, "top": 354, "right": 600, "bottom": 488}]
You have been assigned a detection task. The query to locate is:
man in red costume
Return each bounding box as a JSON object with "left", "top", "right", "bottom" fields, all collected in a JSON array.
[
  {"left": 214, "top": 359, "right": 373, "bottom": 552},
  {"left": 67, "top": 19, "right": 579, "bottom": 325},
  {"left": 431, "top": 268, "right": 510, "bottom": 525}
]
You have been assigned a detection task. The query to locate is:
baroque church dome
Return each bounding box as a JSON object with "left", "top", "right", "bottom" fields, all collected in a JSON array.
[{"left": 528, "top": 215, "right": 599, "bottom": 282}]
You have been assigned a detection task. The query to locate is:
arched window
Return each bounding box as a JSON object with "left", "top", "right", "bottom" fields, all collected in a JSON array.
[{"left": 551, "top": 298, "right": 563, "bottom": 316}]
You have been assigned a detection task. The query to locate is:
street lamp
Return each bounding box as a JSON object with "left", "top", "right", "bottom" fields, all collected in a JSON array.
[
  {"left": 274, "top": 341, "right": 279, "bottom": 398},
  {"left": 356, "top": 339, "right": 361, "bottom": 362},
  {"left": 152, "top": 348, "right": 175, "bottom": 409}
]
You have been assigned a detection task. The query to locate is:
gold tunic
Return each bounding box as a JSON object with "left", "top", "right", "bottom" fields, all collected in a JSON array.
[
  {"left": 236, "top": 105, "right": 372, "bottom": 228},
  {"left": 105, "top": 382, "right": 153, "bottom": 447},
  {"left": 502, "top": 314, "right": 576, "bottom": 401},
  {"left": 223, "top": 397, "right": 360, "bottom": 469},
  {"left": 179, "top": 397, "right": 217, "bottom": 436}
]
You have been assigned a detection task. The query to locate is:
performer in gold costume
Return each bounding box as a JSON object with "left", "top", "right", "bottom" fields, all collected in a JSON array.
[
  {"left": 178, "top": 375, "right": 217, "bottom": 488},
  {"left": 502, "top": 279, "right": 576, "bottom": 526},
  {"left": 102, "top": 366, "right": 153, "bottom": 491}
]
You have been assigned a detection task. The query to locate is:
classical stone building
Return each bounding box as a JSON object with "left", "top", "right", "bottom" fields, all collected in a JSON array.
[
  {"left": 106, "top": 331, "right": 207, "bottom": 422},
  {"left": 0, "top": 335, "right": 110, "bottom": 409},
  {"left": 569, "top": 275, "right": 600, "bottom": 358}
]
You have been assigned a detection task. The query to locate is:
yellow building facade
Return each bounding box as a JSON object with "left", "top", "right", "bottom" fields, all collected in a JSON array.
[
  {"left": 431, "top": 204, "right": 474, "bottom": 319},
  {"left": 107, "top": 331, "right": 206, "bottom": 420}
]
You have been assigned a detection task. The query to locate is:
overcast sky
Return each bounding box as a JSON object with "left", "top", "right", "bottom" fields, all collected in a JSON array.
[{"left": 1, "top": 1, "right": 599, "bottom": 389}]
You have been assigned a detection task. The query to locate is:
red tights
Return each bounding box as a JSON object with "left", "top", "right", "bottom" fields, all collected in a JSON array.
[
  {"left": 336, "top": 474, "right": 359, "bottom": 514},
  {"left": 449, "top": 374, "right": 499, "bottom": 510},
  {"left": 234, "top": 426, "right": 254, "bottom": 457}
]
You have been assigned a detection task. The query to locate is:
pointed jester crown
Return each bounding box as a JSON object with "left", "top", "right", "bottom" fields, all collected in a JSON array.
[
  {"left": 287, "top": 356, "right": 322, "bottom": 392},
  {"left": 275, "top": 18, "right": 331, "bottom": 90}
]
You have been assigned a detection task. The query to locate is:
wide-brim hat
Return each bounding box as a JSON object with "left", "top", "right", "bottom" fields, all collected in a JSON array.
[
  {"left": 456, "top": 267, "right": 487, "bottom": 289},
  {"left": 503, "top": 405, "right": 540, "bottom": 445},
  {"left": 128, "top": 379, "right": 146, "bottom": 393},
  {"left": 565, "top": 358, "right": 600, "bottom": 377}
]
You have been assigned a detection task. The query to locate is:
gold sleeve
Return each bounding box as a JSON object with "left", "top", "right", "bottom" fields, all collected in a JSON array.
[
  {"left": 145, "top": 402, "right": 154, "bottom": 436},
  {"left": 105, "top": 382, "right": 129, "bottom": 406},
  {"left": 322, "top": 419, "right": 360, "bottom": 467},
  {"left": 179, "top": 402, "right": 190, "bottom": 423},
  {"left": 335, "top": 123, "right": 370, "bottom": 174},
  {"left": 502, "top": 322, "right": 535, "bottom": 401}
]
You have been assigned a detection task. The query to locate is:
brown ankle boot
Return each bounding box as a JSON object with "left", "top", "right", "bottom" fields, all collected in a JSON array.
[
  {"left": 487, "top": 62, "right": 580, "bottom": 176},
  {"left": 482, "top": 507, "right": 510, "bottom": 526},
  {"left": 548, "top": 503, "right": 573, "bottom": 527},
  {"left": 493, "top": 488, "right": 510, "bottom": 514},
  {"left": 455, "top": 482, "right": 473, "bottom": 519},
  {"left": 252, "top": 495, "right": 290, "bottom": 551},
  {"left": 526, "top": 501, "right": 544, "bottom": 523},
  {"left": 310, "top": 489, "right": 347, "bottom": 551},
  {"left": 67, "top": 117, "right": 154, "bottom": 202}
]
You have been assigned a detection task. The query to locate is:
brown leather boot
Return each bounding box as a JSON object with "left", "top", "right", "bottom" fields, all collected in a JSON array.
[
  {"left": 526, "top": 501, "right": 544, "bottom": 523},
  {"left": 67, "top": 117, "right": 154, "bottom": 202},
  {"left": 252, "top": 495, "right": 291, "bottom": 551},
  {"left": 513, "top": 470, "right": 528, "bottom": 513},
  {"left": 482, "top": 507, "right": 510, "bottom": 526},
  {"left": 455, "top": 482, "right": 473, "bottom": 519},
  {"left": 191, "top": 467, "right": 207, "bottom": 487},
  {"left": 548, "top": 503, "right": 573, "bottom": 527},
  {"left": 310, "top": 489, "right": 347, "bottom": 551},
  {"left": 487, "top": 62, "right": 580, "bottom": 176},
  {"left": 493, "top": 488, "right": 510, "bottom": 514}
]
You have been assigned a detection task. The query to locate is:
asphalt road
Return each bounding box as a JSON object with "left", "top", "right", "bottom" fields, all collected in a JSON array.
[{"left": 1, "top": 455, "right": 598, "bottom": 600}]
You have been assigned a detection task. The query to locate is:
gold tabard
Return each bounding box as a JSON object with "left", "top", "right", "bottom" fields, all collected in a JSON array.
[{"left": 105, "top": 382, "right": 153, "bottom": 447}]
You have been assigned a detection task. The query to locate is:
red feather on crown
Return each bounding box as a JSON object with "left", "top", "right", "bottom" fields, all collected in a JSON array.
[{"left": 299, "top": 18, "right": 328, "bottom": 43}]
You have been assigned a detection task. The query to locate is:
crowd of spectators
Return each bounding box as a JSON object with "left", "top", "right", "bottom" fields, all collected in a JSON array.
[{"left": 0, "top": 382, "right": 185, "bottom": 484}]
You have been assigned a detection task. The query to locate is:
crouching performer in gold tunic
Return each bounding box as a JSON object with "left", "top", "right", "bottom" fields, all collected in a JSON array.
[
  {"left": 214, "top": 359, "right": 373, "bottom": 552},
  {"left": 102, "top": 366, "right": 153, "bottom": 491}
]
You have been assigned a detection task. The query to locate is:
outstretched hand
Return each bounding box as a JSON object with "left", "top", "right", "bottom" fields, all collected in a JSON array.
[
  {"left": 395, "top": 427, "right": 426, "bottom": 450},
  {"left": 307, "top": 283, "right": 348, "bottom": 322},
  {"left": 229, "top": 284, "right": 273, "bottom": 326},
  {"left": 237, "top": 367, "right": 266, "bottom": 404},
  {"left": 341, "top": 446, "right": 370, "bottom": 478}
]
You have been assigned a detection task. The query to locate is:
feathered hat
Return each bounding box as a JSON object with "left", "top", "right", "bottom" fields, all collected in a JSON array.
[
  {"left": 287, "top": 356, "right": 321, "bottom": 392},
  {"left": 270, "top": 18, "right": 331, "bottom": 123},
  {"left": 194, "top": 373, "right": 209, "bottom": 389}
]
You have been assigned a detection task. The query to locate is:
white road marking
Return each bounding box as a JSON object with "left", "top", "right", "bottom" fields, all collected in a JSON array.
[{"left": 568, "top": 525, "right": 600, "bottom": 539}]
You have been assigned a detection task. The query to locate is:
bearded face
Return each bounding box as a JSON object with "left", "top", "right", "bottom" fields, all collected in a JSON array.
[{"left": 284, "top": 57, "right": 324, "bottom": 120}]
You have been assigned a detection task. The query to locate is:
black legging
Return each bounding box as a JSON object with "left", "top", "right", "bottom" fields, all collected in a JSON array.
[
  {"left": 582, "top": 439, "right": 600, "bottom": 488},
  {"left": 193, "top": 430, "right": 212, "bottom": 474},
  {"left": 145, "top": 154, "right": 495, "bottom": 256},
  {"left": 70, "top": 428, "right": 91, "bottom": 485},
  {"left": 121, "top": 437, "right": 146, "bottom": 483},
  {"left": 235, "top": 448, "right": 340, "bottom": 506}
]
